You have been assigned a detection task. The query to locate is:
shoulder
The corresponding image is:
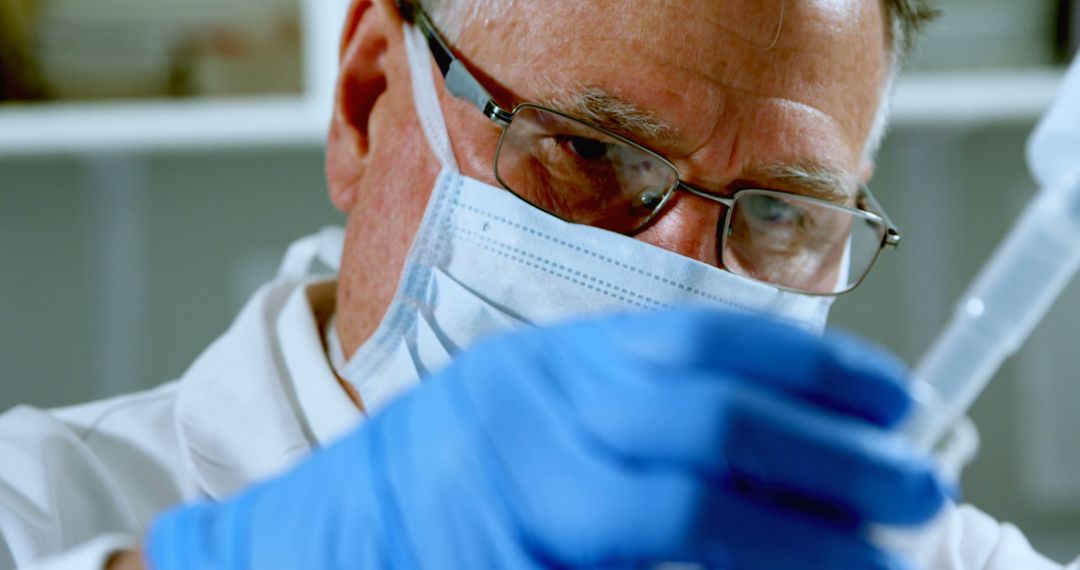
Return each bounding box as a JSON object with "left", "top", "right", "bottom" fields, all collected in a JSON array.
[
  {"left": 0, "top": 384, "right": 199, "bottom": 567},
  {"left": 50, "top": 381, "right": 181, "bottom": 446}
]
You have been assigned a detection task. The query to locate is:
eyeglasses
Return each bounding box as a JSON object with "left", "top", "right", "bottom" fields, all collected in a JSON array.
[{"left": 397, "top": 1, "right": 902, "bottom": 296}]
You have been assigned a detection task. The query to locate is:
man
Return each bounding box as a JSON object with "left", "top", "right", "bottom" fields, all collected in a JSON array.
[{"left": 0, "top": 0, "right": 1075, "bottom": 568}]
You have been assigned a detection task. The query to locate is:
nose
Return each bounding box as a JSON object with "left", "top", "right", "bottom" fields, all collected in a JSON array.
[{"left": 633, "top": 190, "right": 726, "bottom": 267}]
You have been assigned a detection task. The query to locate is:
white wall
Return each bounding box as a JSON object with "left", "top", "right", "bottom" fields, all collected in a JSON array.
[{"left": 0, "top": 148, "right": 342, "bottom": 408}]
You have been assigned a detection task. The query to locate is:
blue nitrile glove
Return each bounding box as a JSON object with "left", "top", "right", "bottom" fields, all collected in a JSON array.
[{"left": 146, "top": 308, "right": 946, "bottom": 569}]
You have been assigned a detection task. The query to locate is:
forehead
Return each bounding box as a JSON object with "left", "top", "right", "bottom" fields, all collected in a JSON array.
[{"left": 458, "top": 0, "right": 890, "bottom": 184}]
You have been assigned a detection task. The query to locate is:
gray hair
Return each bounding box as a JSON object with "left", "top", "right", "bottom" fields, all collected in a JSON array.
[{"left": 417, "top": 0, "right": 940, "bottom": 159}]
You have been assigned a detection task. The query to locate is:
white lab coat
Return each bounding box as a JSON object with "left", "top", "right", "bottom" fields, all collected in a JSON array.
[{"left": 0, "top": 269, "right": 1075, "bottom": 569}]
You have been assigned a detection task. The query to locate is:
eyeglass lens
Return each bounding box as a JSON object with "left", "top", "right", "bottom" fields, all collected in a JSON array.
[
  {"left": 495, "top": 105, "right": 678, "bottom": 234},
  {"left": 722, "top": 192, "right": 886, "bottom": 294}
]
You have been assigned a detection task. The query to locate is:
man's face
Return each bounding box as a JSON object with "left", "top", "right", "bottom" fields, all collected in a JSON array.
[{"left": 328, "top": 0, "right": 890, "bottom": 359}]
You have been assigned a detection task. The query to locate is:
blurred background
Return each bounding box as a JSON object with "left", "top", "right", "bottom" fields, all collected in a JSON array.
[{"left": 2, "top": 0, "right": 1080, "bottom": 562}]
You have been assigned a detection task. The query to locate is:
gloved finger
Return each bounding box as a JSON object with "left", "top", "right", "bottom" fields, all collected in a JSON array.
[
  {"left": 561, "top": 307, "right": 913, "bottom": 427},
  {"left": 684, "top": 482, "right": 910, "bottom": 570},
  {"left": 520, "top": 462, "right": 906, "bottom": 570},
  {"left": 717, "top": 380, "right": 946, "bottom": 525},
  {"left": 544, "top": 358, "right": 944, "bottom": 525}
]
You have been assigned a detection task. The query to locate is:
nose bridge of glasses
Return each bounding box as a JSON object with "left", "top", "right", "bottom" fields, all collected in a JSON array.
[{"left": 674, "top": 182, "right": 735, "bottom": 208}]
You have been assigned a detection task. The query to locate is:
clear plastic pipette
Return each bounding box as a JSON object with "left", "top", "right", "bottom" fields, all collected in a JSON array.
[{"left": 904, "top": 57, "right": 1080, "bottom": 452}]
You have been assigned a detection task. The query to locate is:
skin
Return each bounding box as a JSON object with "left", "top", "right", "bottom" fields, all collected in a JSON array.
[{"left": 112, "top": 1, "right": 890, "bottom": 566}]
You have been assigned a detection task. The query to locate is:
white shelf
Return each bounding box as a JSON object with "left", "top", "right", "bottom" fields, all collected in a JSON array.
[
  {"left": 0, "top": 0, "right": 349, "bottom": 157},
  {"left": 0, "top": 68, "right": 1066, "bottom": 157},
  {"left": 0, "top": 97, "right": 330, "bottom": 155},
  {"left": 891, "top": 68, "right": 1065, "bottom": 126}
]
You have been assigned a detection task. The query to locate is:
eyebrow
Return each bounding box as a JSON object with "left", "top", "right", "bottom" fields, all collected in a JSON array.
[
  {"left": 537, "top": 87, "right": 676, "bottom": 144},
  {"left": 756, "top": 162, "right": 856, "bottom": 205}
]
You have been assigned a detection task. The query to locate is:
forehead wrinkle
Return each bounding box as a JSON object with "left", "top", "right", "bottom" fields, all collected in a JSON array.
[
  {"left": 539, "top": 40, "right": 865, "bottom": 161},
  {"left": 654, "top": 0, "right": 783, "bottom": 51},
  {"left": 479, "top": 0, "right": 886, "bottom": 181}
]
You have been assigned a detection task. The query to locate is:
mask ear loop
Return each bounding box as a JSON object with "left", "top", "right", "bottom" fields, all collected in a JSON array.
[{"left": 403, "top": 22, "right": 460, "bottom": 173}]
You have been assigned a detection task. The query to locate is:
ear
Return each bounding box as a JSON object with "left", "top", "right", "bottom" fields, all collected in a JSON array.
[{"left": 326, "top": 0, "right": 401, "bottom": 212}]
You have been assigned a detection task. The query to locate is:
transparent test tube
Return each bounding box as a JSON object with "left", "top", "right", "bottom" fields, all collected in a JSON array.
[
  {"left": 904, "top": 58, "right": 1080, "bottom": 452},
  {"left": 905, "top": 171, "right": 1080, "bottom": 451}
]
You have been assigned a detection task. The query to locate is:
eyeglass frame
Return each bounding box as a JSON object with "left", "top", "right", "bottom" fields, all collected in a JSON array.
[{"left": 396, "top": 1, "right": 902, "bottom": 296}]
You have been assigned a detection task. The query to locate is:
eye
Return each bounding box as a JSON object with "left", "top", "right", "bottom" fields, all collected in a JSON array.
[
  {"left": 563, "top": 136, "right": 611, "bottom": 161},
  {"left": 744, "top": 195, "right": 803, "bottom": 225}
]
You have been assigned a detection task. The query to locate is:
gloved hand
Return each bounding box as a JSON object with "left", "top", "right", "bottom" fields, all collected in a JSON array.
[{"left": 146, "top": 308, "right": 946, "bottom": 569}]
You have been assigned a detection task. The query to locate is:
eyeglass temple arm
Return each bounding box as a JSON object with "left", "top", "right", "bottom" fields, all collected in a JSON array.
[
  {"left": 397, "top": 1, "right": 513, "bottom": 127},
  {"left": 858, "top": 186, "right": 902, "bottom": 248}
]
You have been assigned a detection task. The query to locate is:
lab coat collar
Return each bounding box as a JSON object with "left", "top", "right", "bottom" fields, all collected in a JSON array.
[
  {"left": 276, "top": 280, "right": 363, "bottom": 446},
  {"left": 174, "top": 277, "right": 362, "bottom": 500}
]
